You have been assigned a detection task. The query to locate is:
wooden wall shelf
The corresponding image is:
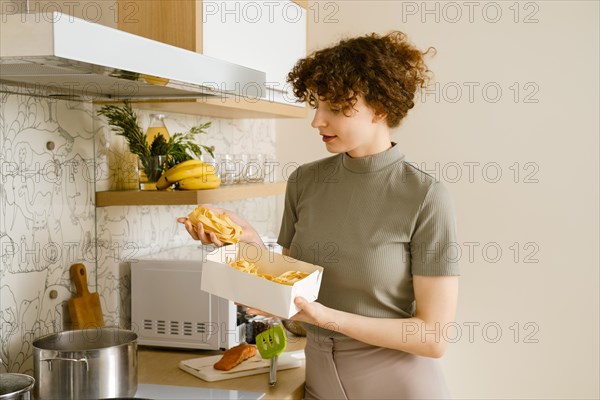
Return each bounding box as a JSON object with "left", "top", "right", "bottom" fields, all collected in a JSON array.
[
  {"left": 124, "top": 97, "right": 307, "bottom": 119},
  {"left": 96, "top": 181, "right": 286, "bottom": 207}
]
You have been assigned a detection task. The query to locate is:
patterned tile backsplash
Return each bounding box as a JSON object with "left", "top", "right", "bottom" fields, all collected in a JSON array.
[{"left": 0, "top": 92, "right": 281, "bottom": 374}]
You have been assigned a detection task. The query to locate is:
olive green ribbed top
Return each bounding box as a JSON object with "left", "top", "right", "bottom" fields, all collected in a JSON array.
[{"left": 278, "top": 143, "right": 460, "bottom": 336}]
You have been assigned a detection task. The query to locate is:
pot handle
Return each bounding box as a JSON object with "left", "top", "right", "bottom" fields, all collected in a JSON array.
[{"left": 40, "top": 356, "right": 89, "bottom": 371}]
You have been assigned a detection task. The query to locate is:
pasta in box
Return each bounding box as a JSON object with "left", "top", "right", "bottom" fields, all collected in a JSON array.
[{"left": 200, "top": 243, "right": 324, "bottom": 319}]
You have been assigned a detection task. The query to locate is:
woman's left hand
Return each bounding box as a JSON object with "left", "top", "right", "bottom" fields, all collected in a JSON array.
[
  {"left": 246, "top": 297, "right": 329, "bottom": 326},
  {"left": 290, "top": 297, "right": 329, "bottom": 326}
]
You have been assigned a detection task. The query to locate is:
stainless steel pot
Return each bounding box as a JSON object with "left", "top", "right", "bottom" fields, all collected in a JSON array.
[
  {"left": 32, "top": 327, "right": 137, "bottom": 400},
  {"left": 0, "top": 373, "right": 35, "bottom": 400}
]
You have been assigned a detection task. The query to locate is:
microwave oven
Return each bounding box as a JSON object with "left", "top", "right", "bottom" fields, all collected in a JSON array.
[{"left": 130, "top": 245, "right": 243, "bottom": 350}]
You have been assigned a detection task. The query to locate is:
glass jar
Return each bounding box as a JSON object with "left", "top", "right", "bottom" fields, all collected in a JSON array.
[
  {"left": 145, "top": 114, "right": 170, "bottom": 147},
  {"left": 244, "top": 315, "right": 274, "bottom": 344}
]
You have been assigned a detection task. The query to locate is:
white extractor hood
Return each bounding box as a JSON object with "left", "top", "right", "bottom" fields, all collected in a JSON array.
[{"left": 0, "top": 12, "right": 266, "bottom": 101}]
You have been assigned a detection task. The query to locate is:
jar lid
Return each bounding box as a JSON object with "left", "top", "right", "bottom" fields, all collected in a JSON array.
[
  {"left": 149, "top": 113, "right": 165, "bottom": 119},
  {"left": 0, "top": 373, "right": 35, "bottom": 398}
]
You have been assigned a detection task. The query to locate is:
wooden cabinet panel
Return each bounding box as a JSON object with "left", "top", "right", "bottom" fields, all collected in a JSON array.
[{"left": 117, "top": 0, "right": 201, "bottom": 52}]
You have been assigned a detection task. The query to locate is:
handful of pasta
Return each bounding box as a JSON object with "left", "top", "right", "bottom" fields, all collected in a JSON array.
[
  {"left": 188, "top": 206, "right": 242, "bottom": 244},
  {"left": 228, "top": 258, "right": 309, "bottom": 286}
]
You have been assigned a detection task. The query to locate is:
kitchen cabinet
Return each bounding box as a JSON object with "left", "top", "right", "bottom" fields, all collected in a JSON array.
[
  {"left": 202, "top": 0, "right": 306, "bottom": 107},
  {"left": 116, "top": 0, "right": 308, "bottom": 119},
  {"left": 95, "top": 182, "right": 286, "bottom": 207}
]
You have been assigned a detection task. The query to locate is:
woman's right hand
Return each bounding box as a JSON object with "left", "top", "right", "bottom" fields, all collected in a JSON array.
[{"left": 177, "top": 204, "right": 263, "bottom": 247}]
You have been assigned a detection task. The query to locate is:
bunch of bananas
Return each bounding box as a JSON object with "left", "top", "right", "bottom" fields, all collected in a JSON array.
[{"left": 156, "top": 160, "right": 220, "bottom": 190}]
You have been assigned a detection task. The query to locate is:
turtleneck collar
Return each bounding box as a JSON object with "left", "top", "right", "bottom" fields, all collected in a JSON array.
[{"left": 341, "top": 142, "right": 405, "bottom": 173}]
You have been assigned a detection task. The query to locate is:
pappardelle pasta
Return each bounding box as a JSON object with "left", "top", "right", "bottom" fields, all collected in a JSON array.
[
  {"left": 188, "top": 206, "right": 242, "bottom": 244},
  {"left": 227, "top": 257, "right": 309, "bottom": 286}
]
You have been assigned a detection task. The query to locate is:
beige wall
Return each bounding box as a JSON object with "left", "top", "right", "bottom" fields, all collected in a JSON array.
[{"left": 277, "top": 1, "right": 599, "bottom": 399}]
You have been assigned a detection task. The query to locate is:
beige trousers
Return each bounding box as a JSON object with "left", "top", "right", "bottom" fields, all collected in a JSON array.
[{"left": 304, "top": 332, "right": 451, "bottom": 400}]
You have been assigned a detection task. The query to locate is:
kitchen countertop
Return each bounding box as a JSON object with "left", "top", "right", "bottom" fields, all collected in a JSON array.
[{"left": 138, "top": 337, "right": 306, "bottom": 400}]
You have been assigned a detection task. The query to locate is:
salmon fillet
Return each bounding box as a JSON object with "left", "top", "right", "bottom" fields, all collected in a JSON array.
[{"left": 213, "top": 344, "right": 257, "bottom": 371}]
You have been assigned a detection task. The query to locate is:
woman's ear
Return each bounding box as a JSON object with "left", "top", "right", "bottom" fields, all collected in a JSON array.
[{"left": 372, "top": 112, "right": 388, "bottom": 124}]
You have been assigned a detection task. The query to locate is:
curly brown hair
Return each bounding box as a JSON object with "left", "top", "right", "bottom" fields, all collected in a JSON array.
[{"left": 287, "top": 31, "right": 435, "bottom": 128}]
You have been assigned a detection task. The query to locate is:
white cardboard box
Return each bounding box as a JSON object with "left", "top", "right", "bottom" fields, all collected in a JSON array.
[{"left": 201, "top": 243, "right": 323, "bottom": 319}]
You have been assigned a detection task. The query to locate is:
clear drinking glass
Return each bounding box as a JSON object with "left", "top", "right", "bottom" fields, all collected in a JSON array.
[
  {"left": 137, "top": 155, "right": 166, "bottom": 190},
  {"left": 234, "top": 154, "right": 249, "bottom": 184},
  {"left": 263, "top": 155, "right": 277, "bottom": 183},
  {"left": 217, "top": 154, "right": 236, "bottom": 185},
  {"left": 244, "top": 154, "right": 266, "bottom": 183}
]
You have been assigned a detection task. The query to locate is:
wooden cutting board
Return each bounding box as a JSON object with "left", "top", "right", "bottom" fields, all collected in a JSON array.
[
  {"left": 68, "top": 263, "right": 104, "bottom": 329},
  {"left": 179, "top": 350, "right": 304, "bottom": 382}
]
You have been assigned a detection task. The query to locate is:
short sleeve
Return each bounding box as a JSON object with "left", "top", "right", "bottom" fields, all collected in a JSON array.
[
  {"left": 410, "top": 181, "right": 460, "bottom": 276},
  {"left": 277, "top": 167, "right": 300, "bottom": 249}
]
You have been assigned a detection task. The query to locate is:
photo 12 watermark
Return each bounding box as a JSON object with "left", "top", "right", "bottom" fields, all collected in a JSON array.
[
  {"left": 400, "top": 1, "right": 541, "bottom": 24},
  {"left": 0, "top": 79, "right": 142, "bottom": 104},
  {"left": 420, "top": 81, "right": 541, "bottom": 104},
  {"left": 403, "top": 161, "right": 541, "bottom": 184},
  {"left": 201, "top": 1, "right": 339, "bottom": 24},
  {"left": 1, "top": 239, "right": 142, "bottom": 270},
  {"left": 311, "top": 320, "right": 541, "bottom": 344},
  {"left": 203, "top": 1, "right": 303, "bottom": 24},
  {"left": 400, "top": 321, "right": 541, "bottom": 344},
  {"left": 411, "top": 241, "right": 541, "bottom": 265},
  {"left": 0, "top": 1, "right": 140, "bottom": 24}
]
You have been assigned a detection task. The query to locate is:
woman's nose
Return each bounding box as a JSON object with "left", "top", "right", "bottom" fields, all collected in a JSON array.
[{"left": 311, "top": 108, "right": 327, "bottom": 129}]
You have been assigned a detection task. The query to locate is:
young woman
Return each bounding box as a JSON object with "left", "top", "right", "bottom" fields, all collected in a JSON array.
[{"left": 179, "top": 31, "right": 459, "bottom": 399}]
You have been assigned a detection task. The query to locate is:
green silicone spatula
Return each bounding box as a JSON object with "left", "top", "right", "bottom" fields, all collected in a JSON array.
[{"left": 255, "top": 324, "right": 287, "bottom": 386}]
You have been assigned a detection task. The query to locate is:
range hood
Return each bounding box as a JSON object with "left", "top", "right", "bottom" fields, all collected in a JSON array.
[{"left": 0, "top": 12, "right": 266, "bottom": 101}]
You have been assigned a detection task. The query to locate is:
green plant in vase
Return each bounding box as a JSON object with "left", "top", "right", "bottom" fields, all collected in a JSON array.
[{"left": 97, "top": 101, "right": 213, "bottom": 190}]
